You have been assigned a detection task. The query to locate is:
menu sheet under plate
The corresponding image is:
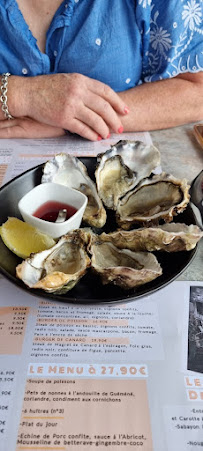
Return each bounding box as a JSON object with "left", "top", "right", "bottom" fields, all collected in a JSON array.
[{"left": 0, "top": 278, "right": 203, "bottom": 451}]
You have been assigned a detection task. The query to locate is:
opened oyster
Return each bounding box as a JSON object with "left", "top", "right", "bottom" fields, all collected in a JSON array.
[
  {"left": 42, "top": 153, "right": 106, "bottom": 228},
  {"left": 16, "top": 230, "right": 91, "bottom": 293},
  {"left": 13, "top": 139, "right": 201, "bottom": 298},
  {"left": 116, "top": 173, "right": 190, "bottom": 229},
  {"left": 89, "top": 238, "right": 162, "bottom": 289},
  {"left": 100, "top": 223, "right": 203, "bottom": 252},
  {"left": 96, "top": 140, "right": 161, "bottom": 209},
  {"left": 95, "top": 155, "right": 136, "bottom": 209}
]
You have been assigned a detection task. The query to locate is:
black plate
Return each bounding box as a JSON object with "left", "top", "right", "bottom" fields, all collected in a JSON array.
[{"left": 0, "top": 158, "right": 197, "bottom": 304}]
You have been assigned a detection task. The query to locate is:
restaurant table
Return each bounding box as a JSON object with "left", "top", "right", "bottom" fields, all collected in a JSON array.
[
  {"left": 0, "top": 122, "right": 202, "bottom": 283},
  {"left": 0, "top": 123, "right": 203, "bottom": 451},
  {"left": 151, "top": 123, "right": 203, "bottom": 282}
]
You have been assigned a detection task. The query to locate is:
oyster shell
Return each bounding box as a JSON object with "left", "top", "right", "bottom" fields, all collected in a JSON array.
[
  {"left": 96, "top": 140, "right": 161, "bottom": 209},
  {"left": 100, "top": 223, "right": 203, "bottom": 252},
  {"left": 116, "top": 173, "right": 190, "bottom": 229},
  {"left": 89, "top": 239, "right": 162, "bottom": 289},
  {"left": 95, "top": 155, "right": 136, "bottom": 209},
  {"left": 42, "top": 153, "right": 106, "bottom": 228},
  {"left": 190, "top": 170, "right": 203, "bottom": 230},
  {"left": 97, "top": 140, "right": 161, "bottom": 177},
  {"left": 16, "top": 230, "right": 91, "bottom": 293}
]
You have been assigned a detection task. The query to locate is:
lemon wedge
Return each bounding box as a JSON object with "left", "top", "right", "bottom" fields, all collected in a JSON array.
[{"left": 0, "top": 217, "right": 56, "bottom": 259}]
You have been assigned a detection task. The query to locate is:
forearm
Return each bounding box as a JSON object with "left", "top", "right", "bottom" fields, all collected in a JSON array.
[
  {"left": 0, "top": 76, "right": 65, "bottom": 138},
  {"left": 118, "top": 75, "right": 203, "bottom": 132},
  {"left": 0, "top": 73, "right": 129, "bottom": 140},
  {"left": 2, "top": 73, "right": 202, "bottom": 138},
  {"left": 0, "top": 73, "right": 127, "bottom": 140}
]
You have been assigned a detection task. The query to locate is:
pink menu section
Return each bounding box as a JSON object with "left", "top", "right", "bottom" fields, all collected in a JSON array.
[
  {"left": 16, "top": 377, "right": 152, "bottom": 450},
  {"left": 0, "top": 307, "right": 29, "bottom": 355},
  {"left": 0, "top": 164, "right": 7, "bottom": 185}
]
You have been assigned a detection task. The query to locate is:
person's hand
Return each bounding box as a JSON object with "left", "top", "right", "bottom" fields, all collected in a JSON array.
[
  {"left": 0, "top": 117, "right": 65, "bottom": 138},
  {"left": 18, "top": 73, "right": 128, "bottom": 141}
]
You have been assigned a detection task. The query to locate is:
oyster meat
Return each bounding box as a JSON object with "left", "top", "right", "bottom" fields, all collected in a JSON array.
[
  {"left": 16, "top": 230, "right": 91, "bottom": 294},
  {"left": 100, "top": 223, "right": 203, "bottom": 252},
  {"left": 96, "top": 140, "right": 161, "bottom": 209},
  {"left": 15, "top": 143, "right": 198, "bottom": 297},
  {"left": 89, "top": 239, "right": 162, "bottom": 289},
  {"left": 42, "top": 153, "right": 106, "bottom": 228},
  {"left": 95, "top": 155, "right": 136, "bottom": 209},
  {"left": 116, "top": 172, "right": 190, "bottom": 229}
]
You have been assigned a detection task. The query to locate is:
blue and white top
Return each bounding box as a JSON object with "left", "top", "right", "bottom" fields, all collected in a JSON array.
[{"left": 0, "top": 0, "right": 202, "bottom": 91}]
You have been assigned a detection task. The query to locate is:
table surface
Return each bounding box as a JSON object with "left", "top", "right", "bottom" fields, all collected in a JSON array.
[
  {"left": 151, "top": 122, "right": 203, "bottom": 281},
  {"left": 0, "top": 125, "right": 202, "bottom": 451}
]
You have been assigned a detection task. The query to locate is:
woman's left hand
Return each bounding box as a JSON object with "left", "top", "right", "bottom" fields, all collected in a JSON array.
[{"left": 0, "top": 117, "right": 65, "bottom": 138}]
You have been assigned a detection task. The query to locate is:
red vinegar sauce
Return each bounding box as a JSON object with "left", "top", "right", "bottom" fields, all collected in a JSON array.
[{"left": 33, "top": 201, "right": 77, "bottom": 222}]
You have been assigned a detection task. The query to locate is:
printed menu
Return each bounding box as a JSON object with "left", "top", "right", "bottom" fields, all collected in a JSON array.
[
  {"left": 0, "top": 278, "right": 203, "bottom": 451},
  {"left": 0, "top": 133, "right": 203, "bottom": 450},
  {"left": 0, "top": 132, "right": 152, "bottom": 186}
]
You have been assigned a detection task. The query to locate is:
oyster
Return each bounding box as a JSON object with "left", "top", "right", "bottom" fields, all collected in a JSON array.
[
  {"left": 116, "top": 173, "right": 190, "bottom": 229},
  {"left": 95, "top": 155, "right": 136, "bottom": 209},
  {"left": 89, "top": 239, "right": 162, "bottom": 289},
  {"left": 100, "top": 223, "right": 203, "bottom": 252},
  {"left": 16, "top": 230, "right": 91, "bottom": 293},
  {"left": 42, "top": 153, "right": 106, "bottom": 228},
  {"left": 96, "top": 140, "right": 161, "bottom": 209},
  {"left": 97, "top": 140, "right": 161, "bottom": 178},
  {"left": 190, "top": 170, "right": 203, "bottom": 230}
]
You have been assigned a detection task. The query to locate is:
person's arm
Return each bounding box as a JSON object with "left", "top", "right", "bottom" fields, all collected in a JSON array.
[
  {"left": 0, "top": 116, "right": 66, "bottom": 138},
  {"left": 118, "top": 72, "right": 203, "bottom": 131},
  {"left": 0, "top": 73, "right": 128, "bottom": 139},
  {"left": 0, "top": 75, "right": 66, "bottom": 138}
]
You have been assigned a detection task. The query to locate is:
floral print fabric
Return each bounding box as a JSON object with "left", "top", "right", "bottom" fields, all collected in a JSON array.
[
  {"left": 140, "top": 0, "right": 203, "bottom": 81},
  {"left": 0, "top": 0, "right": 202, "bottom": 90}
]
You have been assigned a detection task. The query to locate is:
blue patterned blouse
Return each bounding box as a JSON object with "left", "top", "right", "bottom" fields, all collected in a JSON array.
[{"left": 0, "top": 0, "right": 202, "bottom": 91}]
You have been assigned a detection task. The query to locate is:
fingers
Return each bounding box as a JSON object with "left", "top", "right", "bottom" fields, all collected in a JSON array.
[
  {"left": 58, "top": 74, "right": 127, "bottom": 138},
  {"left": 85, "top": 93, "right": 124, "bottom": 135},
  {"left": 87, "top": 78, "right": 129, "bottom": 115},
  {"left": 15, "top": 73, "right": 129, "bottom": 141},
  {"left": 0, "top": 117, "right": 100, "bottom": 141},
  {"left": 67, "top": 118, "right": 102, "bottom": 141},
  {"left": 0, "top": 119, "right": 19, "bottom": 138},
  {"left": 77, "top": 106, "right": 109, "bottom": 139},
  {"left": 77, "top": 77, "right": 129, "bottom": 137},
  {"left": 0, "top": 118, "right": 65, "bottom": 138}
]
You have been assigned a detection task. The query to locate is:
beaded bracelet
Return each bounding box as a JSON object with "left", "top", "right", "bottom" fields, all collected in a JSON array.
[{"left": 0, "top": 73, "right": 14, "bottom": 120}]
